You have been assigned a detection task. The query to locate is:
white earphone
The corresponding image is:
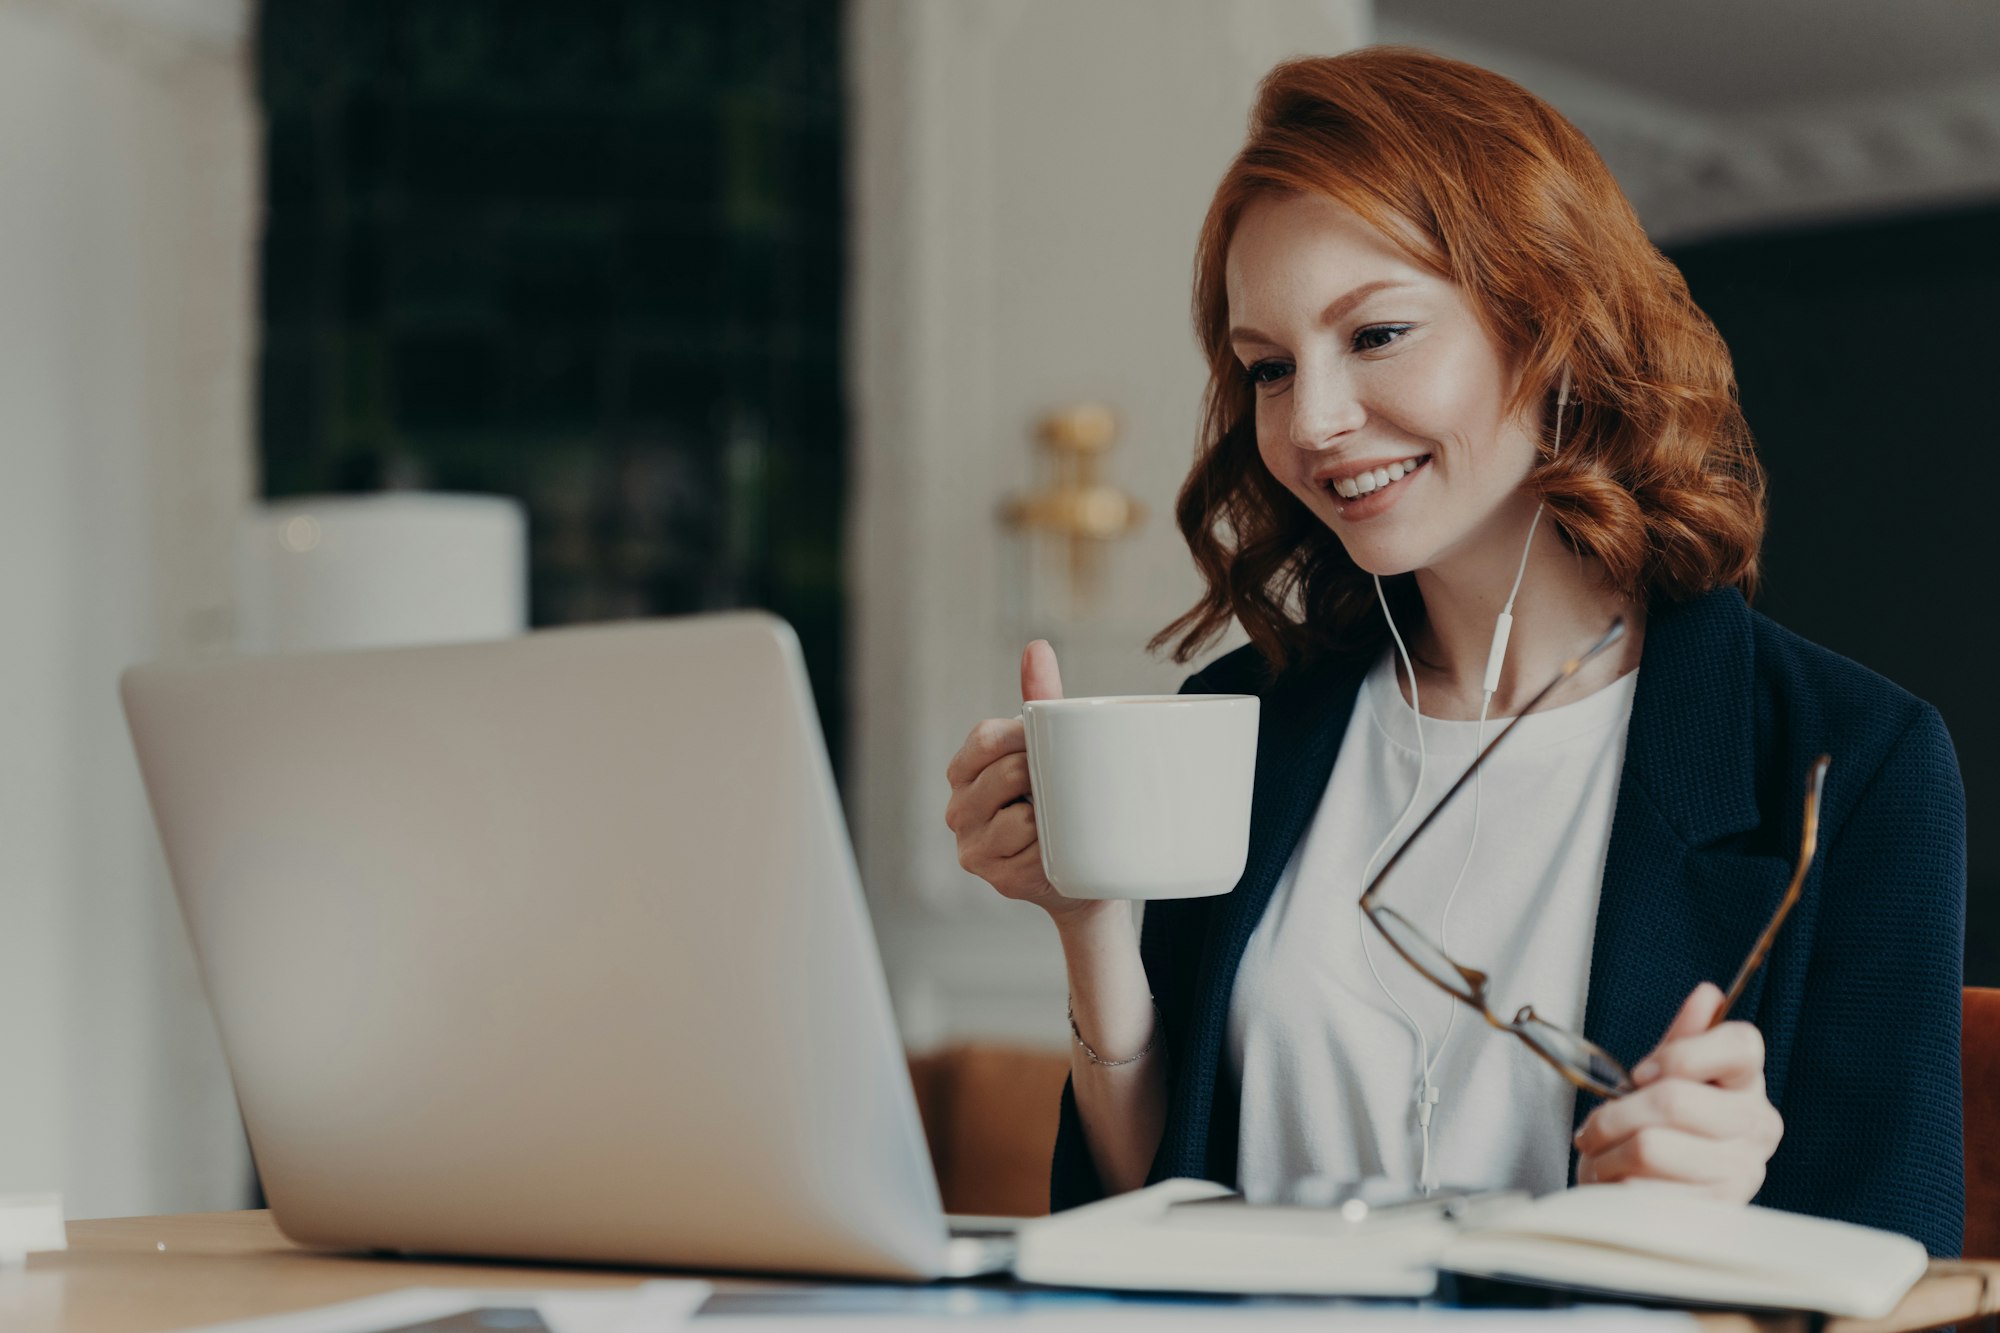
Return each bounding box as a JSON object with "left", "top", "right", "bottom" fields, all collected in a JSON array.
[{"left": 1359, "top": 364, "right": 1572, "bottom": 1192}]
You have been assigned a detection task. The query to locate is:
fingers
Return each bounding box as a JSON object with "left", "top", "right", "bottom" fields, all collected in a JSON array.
[
  {"left": 943, "top": 641, "right": 1060, "bottom": 793},
  {"left": 944, "top": 751, "right": 1033, "bottom": 840},
  {"left": 1635, "top": 1020, "right": 1767, "bottom": 1092},
  {"left": 1580, "top": 1125, "right": 1769, "bottom": 1198},
  {"left": 954, "top": 801, "right": 1038, "bottom": 869},
  {"left": 939, "top": 640, "right": 1064, "bottom": 906},
  {"left": 988, "top": 841, "right": 1049, "bottom": 892},
  {"left": 1654, "top": 981, "right": 1726, "bottom": 1052},
  {"left": 1574, "top": 1078, "right": 1784, "bottom": 1159},
  {"left": 1576, "top": 990, "right": 1782, "bottom": 1207},
  {"left": 959, "top": 814, "right": 1051, "bottom": 902},
  {"left": 944, "top": 716, "right": 1025, "bottom": 789},
  {"left": 942, "top": 730, "right": 1052, "bottom": 903},
  {"left": 1021, "top": 639, "right": 1064, "bottom": 703},
  {"left": 1631, "top": 982, "right": 1761, "bottom": 1091}
]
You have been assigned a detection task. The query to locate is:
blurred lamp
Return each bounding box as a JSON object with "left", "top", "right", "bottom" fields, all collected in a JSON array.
[{"left": 236, "top": 494, "right": 527, "bottom": 653}]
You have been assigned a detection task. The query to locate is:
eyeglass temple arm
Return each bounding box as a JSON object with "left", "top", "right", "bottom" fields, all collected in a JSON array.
[
  {"left": 1357, "top": 616, "right": 1627, "bottom": 908},
  {"left": 1709, "top": 754, "right": 1832, "bottom": 1028}
]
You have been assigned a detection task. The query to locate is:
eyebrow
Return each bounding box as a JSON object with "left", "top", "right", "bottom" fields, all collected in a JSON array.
[{"left": 1228, "top": 279, "right": 1416, "bottom": 347}]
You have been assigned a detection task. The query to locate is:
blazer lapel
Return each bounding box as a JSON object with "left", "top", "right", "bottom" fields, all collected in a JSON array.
[{"left": 1575, "top": 586, "right": 1797, "bottom": 1130}]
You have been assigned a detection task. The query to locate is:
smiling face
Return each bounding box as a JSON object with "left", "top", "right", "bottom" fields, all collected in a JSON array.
[{"left": 1225, "top": 190, "right": 1547, "bottom": 582}]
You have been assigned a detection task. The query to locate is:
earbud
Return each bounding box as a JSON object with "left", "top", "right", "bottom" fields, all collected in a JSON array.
[{"left": 1558, "top": 365, "right": 1572, "bottom": 410}]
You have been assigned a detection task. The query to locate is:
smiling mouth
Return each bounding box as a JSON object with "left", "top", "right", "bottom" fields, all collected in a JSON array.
[{"left": 1322, "top": 454, "right": 1431, "bottom": 500}]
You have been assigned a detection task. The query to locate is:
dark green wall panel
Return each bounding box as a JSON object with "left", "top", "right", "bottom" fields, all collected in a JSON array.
[{"left": 257, "top": 0, "right": 849, "bottom": 775}]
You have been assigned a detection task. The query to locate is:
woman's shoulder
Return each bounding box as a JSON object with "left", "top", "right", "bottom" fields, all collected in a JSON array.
[
  {"left": 1177, "top": 638, "right": 1366, "bottom": 700},
  {"left": 1678, "top": 589, "right": 1961, "bottom": 857},
  {"left": 1736, "top": 594, "right": 1947, "bottom": 756},
  {"left": 1177, "top": 641, "right": 1277, "bottom": 697}
]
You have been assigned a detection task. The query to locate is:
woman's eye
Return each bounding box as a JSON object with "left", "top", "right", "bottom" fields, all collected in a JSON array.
[
  {"left": 1244, "top": 359, "right": 1292, "bottom": 387},
  {"left": 1242, "top": 327, "right": 1410, "bottom": 387},
  {"left": 1353, "top": 324, "right": 1413, "bottom": 352}
]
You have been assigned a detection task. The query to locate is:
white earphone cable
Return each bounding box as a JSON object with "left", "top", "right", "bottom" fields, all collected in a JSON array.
[
  {"left": 1357, "top": 573, "right": 1444, "bottom": 1188},
  {"left": 1359, "top": 366, "right": 1571, "bottom": 1193}
]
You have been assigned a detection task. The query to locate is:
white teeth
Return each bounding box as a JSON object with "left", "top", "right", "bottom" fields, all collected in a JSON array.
[{"left": 1330, "top": 455, "right": 1427, "bottom": 501}]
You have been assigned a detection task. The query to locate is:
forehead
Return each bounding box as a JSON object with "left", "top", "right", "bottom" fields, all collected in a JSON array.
[{"left": 1224, "top": 192, "right": 1442, "bottom": 318}]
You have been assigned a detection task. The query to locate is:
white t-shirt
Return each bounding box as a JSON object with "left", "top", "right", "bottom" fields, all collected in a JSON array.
[{"left": 1226, "top": 645, "right": 1639, "bottom": 1203}]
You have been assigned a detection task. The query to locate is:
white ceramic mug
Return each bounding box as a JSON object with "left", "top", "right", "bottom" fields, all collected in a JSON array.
[{"left": 1019, "top": 694, "right": 1259, "bottom": 900}]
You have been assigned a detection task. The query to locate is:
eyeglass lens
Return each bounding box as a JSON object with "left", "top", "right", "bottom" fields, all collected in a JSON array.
[
  {"left": 1368, "top": 905, "right": 1479, "bottom": 1002},
  {"left": 1511, "top": 1011, "right": 1634, "bottom": 1097}
]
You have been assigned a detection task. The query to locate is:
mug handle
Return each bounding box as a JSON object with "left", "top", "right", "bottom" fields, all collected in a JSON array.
[
  {"left": 1015, "top": 710, "right": 1059, "bottom": 888},
  {"left": 1013, "top": 712, "right": 1034, "bottom": 806}
]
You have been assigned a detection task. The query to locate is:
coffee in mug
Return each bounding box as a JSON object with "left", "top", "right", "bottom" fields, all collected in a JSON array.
[{"left": 1019, "top": 694, "right": 1258, "bottom": 900}]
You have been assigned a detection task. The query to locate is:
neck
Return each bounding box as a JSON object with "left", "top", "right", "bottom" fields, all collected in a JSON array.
[{"left": 1397, "top": 495, "right": 1646, "bottom": 721}]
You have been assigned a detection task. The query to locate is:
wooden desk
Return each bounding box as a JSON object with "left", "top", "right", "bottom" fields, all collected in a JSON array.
[{"left": 6, "top": 1211, "right": 1998, "bottom": 1333}]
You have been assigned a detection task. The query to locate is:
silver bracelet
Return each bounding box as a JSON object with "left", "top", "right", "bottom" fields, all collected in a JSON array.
[{"left": 1067, "top": 998, "right": 1161, "bottom": 1068}]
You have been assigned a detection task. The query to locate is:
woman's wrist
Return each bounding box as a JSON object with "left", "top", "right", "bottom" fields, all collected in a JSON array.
[
  {"left": 1048, "top": 896, "right": 1134, "bottom": 947},
  {"left": 1048, "top": 888, "right": 1128, "bottom": 928},
  {"left": 1053, "top": 899, "right": 1153, "bottom": 1057}
]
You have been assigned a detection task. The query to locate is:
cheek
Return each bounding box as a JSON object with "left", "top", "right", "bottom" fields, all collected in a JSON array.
[
  {"left": 1251, "top": 398, "right": 1289, "bottom": 471},
  {"left": 1379, "top": 337, "right": 1510, "bottom": 448},
  {"left": 1381, "top": 361, "right": 1474, "bottom": 440}
]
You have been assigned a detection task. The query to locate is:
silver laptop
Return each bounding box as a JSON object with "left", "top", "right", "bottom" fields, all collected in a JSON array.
[{"left": 121, "top": 612, "right": 1016, "bottom": 1280}]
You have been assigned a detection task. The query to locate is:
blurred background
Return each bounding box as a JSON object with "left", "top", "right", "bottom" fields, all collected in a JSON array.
[{"left": 1, "top": 0, "right": 1992, "bottom": 1219}]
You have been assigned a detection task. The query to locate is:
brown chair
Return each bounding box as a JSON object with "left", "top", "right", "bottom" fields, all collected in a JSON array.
[
  {"left": 908, "top": 1044, "right": 1070, "bottom": 1217},
  {"left": 1965, "top": 987, "right": 2000, "bottom": 1257}
]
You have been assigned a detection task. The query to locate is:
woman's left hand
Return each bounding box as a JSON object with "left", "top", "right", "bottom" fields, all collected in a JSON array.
[{"left": 1573, "top": 981, "right": 1785, "bottom": 1203}]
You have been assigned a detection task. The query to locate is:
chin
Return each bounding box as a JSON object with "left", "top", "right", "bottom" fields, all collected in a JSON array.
[
  {"left": 1295, "top": 485, "right": 1436, "bottom": 578},
  {"left": 1331, "top": 532, "right": 1429, "bottom": 581}
]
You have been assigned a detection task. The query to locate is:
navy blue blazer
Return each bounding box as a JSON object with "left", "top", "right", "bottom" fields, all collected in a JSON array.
[{"left": 1051, "top": 585, "right": 1967, "bottom": 1256}]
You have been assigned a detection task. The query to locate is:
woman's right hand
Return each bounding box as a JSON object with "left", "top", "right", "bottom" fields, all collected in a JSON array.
[{"left": 944, "top": 640, "right": 1108, "bottom": 925}]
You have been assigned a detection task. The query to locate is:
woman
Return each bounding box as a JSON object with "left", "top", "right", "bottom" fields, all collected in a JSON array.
[{"left": 942, "top": 48, "right": 1965, "bottom": 1255}]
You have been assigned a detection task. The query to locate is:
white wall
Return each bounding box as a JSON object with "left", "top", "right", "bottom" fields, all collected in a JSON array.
[
  {"left": 846, "top": 0, "right": 1371, "bottom": 1052},
  {"left": 0, "top": 0, "right": 256, "bottom": 1218}
]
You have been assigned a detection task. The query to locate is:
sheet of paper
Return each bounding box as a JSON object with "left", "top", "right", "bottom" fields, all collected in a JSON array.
[
  {"left": 686, "top": 1284, "right": 1700, "bottom": 1328},
  {"left": 170, "top": 1282, "right": 709, "bottom": 1333},
  {"left": 168, "top": 1281, "right": 1705, "bottom": 1330}
]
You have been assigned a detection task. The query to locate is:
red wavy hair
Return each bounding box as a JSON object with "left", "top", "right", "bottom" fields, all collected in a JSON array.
[{"left": 1151, "top": 47, "right": 1766, "bottom": 675}]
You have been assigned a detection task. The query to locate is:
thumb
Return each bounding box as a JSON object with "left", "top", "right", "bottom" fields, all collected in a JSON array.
[{"left": 1021, "top": 640, "right": 1065, "bottom": 703}]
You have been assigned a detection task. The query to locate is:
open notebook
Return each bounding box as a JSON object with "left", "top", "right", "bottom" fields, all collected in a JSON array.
[{"left": 1014, "top": 1179, "right": 1930, "bottom": 1319}]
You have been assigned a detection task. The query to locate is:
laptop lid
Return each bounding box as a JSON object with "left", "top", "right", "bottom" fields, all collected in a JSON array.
[{"left": 122, "top": 613, "right": 957, "bottom": 1279}]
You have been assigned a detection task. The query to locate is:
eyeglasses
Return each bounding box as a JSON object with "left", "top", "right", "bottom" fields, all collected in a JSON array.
[{"left": 1357, "top": 617, "right": 1832, "bottom": 1099}]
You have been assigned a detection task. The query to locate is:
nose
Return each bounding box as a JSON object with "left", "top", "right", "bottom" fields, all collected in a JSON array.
[{"left": 1287, "top": 361, "right": 1367, "bottom": 452}]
